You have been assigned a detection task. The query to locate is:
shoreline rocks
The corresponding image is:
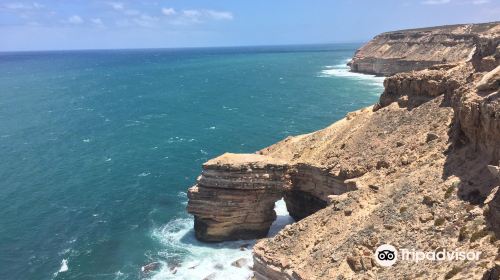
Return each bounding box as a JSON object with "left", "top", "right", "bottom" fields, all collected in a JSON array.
[
  {"left": 187, "top": 153, "right": 288, "bottom": 242},
  {"left": 185, "top": 21, "right": 500, "bottom": 279}
]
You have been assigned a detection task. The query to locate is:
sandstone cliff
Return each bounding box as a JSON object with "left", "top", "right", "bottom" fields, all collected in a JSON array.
[
  {"left": 348, "top": 22, "right": 499, "bottom": 76},
  {"left": 186, "top": 22, "right": 500, "bottom": 279}
]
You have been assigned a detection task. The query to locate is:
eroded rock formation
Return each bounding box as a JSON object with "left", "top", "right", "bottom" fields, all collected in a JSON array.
[
  {"left": 349, "top": 22, "right": 499, "bottom": 76},
  {"left": 454, "top": 64, "right": 500, "bottom": 163},
  {"left": 187, "top": 153, "right": 288, "bottom": 241},
  {"left": 186, "top": 21, "right": 500, "bottom": 279}
]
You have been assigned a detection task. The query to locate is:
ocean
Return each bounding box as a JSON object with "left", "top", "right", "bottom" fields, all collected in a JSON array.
[{"left": 0, "top": 44, "right": 384, "bottom": 280}]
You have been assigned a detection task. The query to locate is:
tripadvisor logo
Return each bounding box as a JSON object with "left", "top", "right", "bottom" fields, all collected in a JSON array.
[
  {"left": 374, "top": 244, "right": 482, "bottom": 267},
  {"left": 375, "top": 244, "right": 398, "bottom": 267}
]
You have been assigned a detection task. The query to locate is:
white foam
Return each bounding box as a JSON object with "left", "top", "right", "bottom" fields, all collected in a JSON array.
[
  {"left": 167, "top": 136, "right": 187, "bottom": 144},
  {"left": 318, "top": 59, "right": 385, "bottom": 89},
  {"left": 59, "top": 259, "right": 68, "bottom": 273},
  {"left": 150, "top": 200, "right": 293, "bottom": 280},
  {"left": 138, "top": 172, "right": 151, "bottom": 177}
]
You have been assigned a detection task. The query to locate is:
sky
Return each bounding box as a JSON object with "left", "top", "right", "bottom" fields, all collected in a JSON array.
[{"left": 0, "top": 0, "right": 498, "bottom": 51}]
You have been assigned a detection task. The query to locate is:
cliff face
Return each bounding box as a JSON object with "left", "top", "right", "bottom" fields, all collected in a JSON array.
[
  {"left": 252, "top": 62, "right": 500, "bottom": 280},
  {"left": 349, "top": 22, "right": 499, "bottom": 76},
  {"left": 187, "top": 153, "right": 288, "bottom": 242},
  {"left": 186, "top": 22, "right": 500, "bottom": 279}
]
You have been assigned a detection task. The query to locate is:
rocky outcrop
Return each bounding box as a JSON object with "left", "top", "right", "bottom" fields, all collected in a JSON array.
[
  {"left": 282, "top": 164, "right": 356, "bottom": 220},
  {"left": 349, "top": 22, "right": 499, "bottom": 76},
  {"left": 454, "top": 65, "right": 500, "bottom": 162},
  {"left": 186, "top": 21, "right": 500, "bottom": 279},
  {"left": 485, "top": 164, "right": 500, "bottom": 236},
  {"left": 187, "top": 155, "right": 359, "bottom": 240},
  {"left": 378, "top": 63, "right": 463, "bottom": 109},
  {"left": 187, "top": 153, "right": 288, "bottom": 242}
]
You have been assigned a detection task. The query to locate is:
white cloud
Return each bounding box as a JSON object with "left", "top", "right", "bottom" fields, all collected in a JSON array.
[
  {"left": 3, "top": 2, "right": 43, "bottom": 10},
  {"left": 206, "top": 10, "right": 233, "bottom": 20},
  {"left": 105, "top": 4, "right": 232, "bottom": 28},
  {"left": 108, "top": 2, "right": 124, "bottom": 11},
  {"left": 421, "top": 0, "right": 450, "bottom": 4},
  {"left": 176, "top": 9, "right": 233, "bottom": 24},
  {"left": 68, "top": 15, "right": 83, "bottom": 24},
  {"left": 107, "top": 2, "right": 142, "bottom": 17},
  {"left": 90, "top": 18, "right": 103, "bottom": 25},
  {"left": 132, "top": 14, "right": 159, "bottom": 28},
  {"left": 183, "top": 9, "right": 202, "bottom": 18},
  {"left": 124, "top": 9, "right": 140, "bottom": 16},
  {"left": 161, "top": 7, "right": 176, "bottom": 16},
  {"left": 471, "top": 0, "right": 489, "bottom": 4}
]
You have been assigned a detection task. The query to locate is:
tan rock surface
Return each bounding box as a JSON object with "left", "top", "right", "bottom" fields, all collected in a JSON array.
[
  {"left": 187, "top": 153, "right": 289, "bottom": 242},
  {"left": 186, "top": 21, "right": 500, "bottom": 279},
  {"left": 349, "top": 22, "right": 499, "bottom": 76}
]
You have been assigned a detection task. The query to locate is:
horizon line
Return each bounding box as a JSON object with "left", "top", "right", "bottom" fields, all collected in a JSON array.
[{"left": 0, "top": 41, "right": 367, "bottom": 54}]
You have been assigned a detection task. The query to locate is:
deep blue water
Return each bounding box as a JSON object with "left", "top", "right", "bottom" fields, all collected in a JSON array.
[{"left": 0, "top": 44, "right": 383, "bottom": 280}]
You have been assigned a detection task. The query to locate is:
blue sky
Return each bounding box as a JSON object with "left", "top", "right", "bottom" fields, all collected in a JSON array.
[{"left": 0, "top": 0, "right": 498, "bottom": 51}]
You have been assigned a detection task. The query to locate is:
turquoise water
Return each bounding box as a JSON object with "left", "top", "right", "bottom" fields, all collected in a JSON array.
[{"left": 0, "top": 45, "right": 383, "bottom": 280}]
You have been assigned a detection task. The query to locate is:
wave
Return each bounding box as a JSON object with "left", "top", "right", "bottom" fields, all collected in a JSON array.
[
  {"left": 318, "top": 59, "right": 385, "bottom": 88},
  {"left": 150, "top": 200, "right": 293, "bottom": 280},
  {"left": 53, "top": 259, "right": 68, "bottom": 278}
]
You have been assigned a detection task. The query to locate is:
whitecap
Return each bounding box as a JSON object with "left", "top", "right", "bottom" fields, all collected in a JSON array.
[
  {"left": 149, "top": 200, "right": 293, "bottom": 280},
  {"left": 138, "top": 172, "right": 151, "bottom": 177},
  {"left": 105, "top": 158, "right": 112, "bottom": 162},
  {"left": 82, "top": 139, "right": 90, "bottom": 143},
  {"left": 114, "top": 271, "right": 125, "bottom": 280},
  {"left": 59, "top": 259, "right": 68, "bottom": 273},
  {"left": 167, "top": 136, "right": 186, "bottom": 144},
  {"left": 318, "top": 58, "right": 385, "bottom": 89}
]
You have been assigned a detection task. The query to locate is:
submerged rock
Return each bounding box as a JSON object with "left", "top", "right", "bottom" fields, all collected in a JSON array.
[
  {"left": 141, "top": 262, "right": 160, "bottom": 274},
  {"left": 231, "top": 257, "right": 250, "bottom": 268}
]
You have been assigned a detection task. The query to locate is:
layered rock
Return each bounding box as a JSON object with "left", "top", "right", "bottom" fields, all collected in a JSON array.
[
  {"left": 187, "top": 153, "right": 288, "bottom": 242},
  {"left": 378, "top": 64, "right": 463, "bottom": 109},
  {"left": 251, "top": 23, "right": 500, "bottom": 280},
  {"left": 454, "top": 65, "right": 500, "bottom": 163},
  {"left": 486, "top": 164, "right": 500, "bottom": 235},
  {"left": 349, "top": 22, "right": 499, "bottom": 76},
  {"left": 187, "top": 154, "right": 359, "bottom": 241},
  {"left": 284, "top": 164, "right": 355, "bottom": 221},
  {"left": 186, "top": 21, "right": 500, "bottom": 280}
]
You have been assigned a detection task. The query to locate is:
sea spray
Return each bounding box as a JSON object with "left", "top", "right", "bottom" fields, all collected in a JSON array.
[
  {"left": 150, "top": 200, "right": 293, "bottom": 280},
  {"left": 318, "top": 59, "right": 385, "bottom": 89}
]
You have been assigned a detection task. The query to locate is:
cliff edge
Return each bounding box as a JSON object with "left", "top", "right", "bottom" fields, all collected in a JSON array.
[
  {"left": 186, "top": 21, "right": 500, "bottom": 279},
  {"left": 348, "top": 22, "right": 499, "bottom": 76}
]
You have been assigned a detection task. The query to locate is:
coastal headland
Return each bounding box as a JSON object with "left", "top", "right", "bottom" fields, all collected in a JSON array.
[{"left": 187, "top": 21, "right": 500, "bottom": 279}]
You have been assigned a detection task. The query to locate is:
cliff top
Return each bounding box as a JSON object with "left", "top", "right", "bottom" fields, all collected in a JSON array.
[{"left": 379, "top": 21, "right": 500, "bottom": 37}]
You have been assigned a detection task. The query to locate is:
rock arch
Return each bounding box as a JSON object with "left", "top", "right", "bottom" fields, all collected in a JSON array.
[{"left": 187, "top": 153, "right": 356, "bottom": 242}]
